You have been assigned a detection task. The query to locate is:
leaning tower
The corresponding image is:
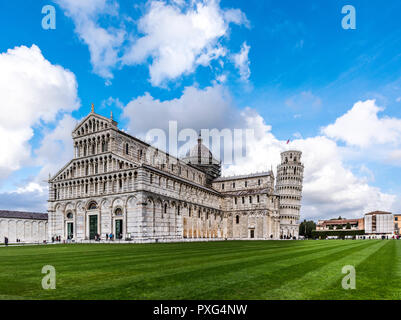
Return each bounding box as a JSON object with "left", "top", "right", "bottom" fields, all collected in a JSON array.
[{"left": 276, "top": 150, "right": 304, "bottom": 239}]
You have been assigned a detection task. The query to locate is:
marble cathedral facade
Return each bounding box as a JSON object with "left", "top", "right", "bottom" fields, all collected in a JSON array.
[{"left": 48, "top": 108, "right": 304, "bottom": 242}]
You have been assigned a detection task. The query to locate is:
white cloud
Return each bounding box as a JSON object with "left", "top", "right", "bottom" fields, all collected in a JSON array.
[
  {"left": 55, "top": 0, "right": 126, "bottom": 80},
  {"left": 232, "top": 42, "right": 251, "bottom": 82},
  {"left": 16, "top": 182, "right": 45, "bottom": 194},
  {"left": 122, "top": 0, "right": 248, "bottom": 86},
  {"left": 291, "top": 137, "right": 395, "bottom": 219},
  {"left": 122, "top": 84, "right": 241, "bottom": 135},
  {"left": 35, "top": 114, "right": 78, "bottom": 183},
  {"left": 56, "top": 0, "right": 249, "bottom": 86},
  {"left": 0, "top": 188, "right": 47, "bottom": 213},
  {"left": 215, "top": 74, "right": 227, "bottom": 84},
  {"left": 387, "top": 149, "right": 401, "bottom": 165},
  {"left": 101, "top": 96, "right": 124, "bottom": 109},
  {"left": 0, "top": 45, "right": 79, "bottom": 180},
  {"left": 323, "top": 100, "right": 401, "bottom": 148}
]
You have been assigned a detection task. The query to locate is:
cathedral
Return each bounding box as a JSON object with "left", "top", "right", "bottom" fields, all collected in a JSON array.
[{"left": 48, "top": 107, "right": 304, "bottom": 242}]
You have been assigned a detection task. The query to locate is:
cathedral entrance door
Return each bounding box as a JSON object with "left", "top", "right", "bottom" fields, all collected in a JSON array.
[
  {"left": 115, "top": 220, "right": 123, "bottom": 239},
  {"left": 250, "top": 229, "right": 255, "bottom": 239},
  {"left": 67, "top": 222, "right": 74, "bottom": 239},
  {"left": 89, "top": 215, "right": 98, "bottom": 240}
]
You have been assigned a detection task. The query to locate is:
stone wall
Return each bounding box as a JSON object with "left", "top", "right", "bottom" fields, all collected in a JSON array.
[{"left": 0, "top": 218, "right": 47, "bottom": 243}]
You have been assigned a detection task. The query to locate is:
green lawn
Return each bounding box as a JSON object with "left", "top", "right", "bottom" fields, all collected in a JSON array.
[{"left": 0, "top": 240, "right": 400, "bottom": 300}]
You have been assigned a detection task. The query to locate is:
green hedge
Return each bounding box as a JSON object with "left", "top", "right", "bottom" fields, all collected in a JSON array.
[{"left": 311, "top": 230, "right": 365, "bottom": 239}]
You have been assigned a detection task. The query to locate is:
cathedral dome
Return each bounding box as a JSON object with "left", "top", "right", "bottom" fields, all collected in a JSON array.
[
  {"left": 182, "top": 134, "right": 221, "bottom": 183},
  {"left": 186, "top": 140, "right": 213, "bottom": 159}
]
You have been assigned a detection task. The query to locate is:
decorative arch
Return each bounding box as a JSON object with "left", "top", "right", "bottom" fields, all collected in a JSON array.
[
  {"left": 127, "top": 196, "right": 137, "bottom": 208},
  {"left": 87, "top": 201, "right": 98, "bottom": 210},
  {"left": 111, "top": 197, "right": 124, "bottom": 208}
]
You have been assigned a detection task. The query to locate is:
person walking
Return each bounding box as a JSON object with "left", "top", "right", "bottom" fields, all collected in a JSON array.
[{"left": 4, "top": 237, "right": 8, "bottom": 247}]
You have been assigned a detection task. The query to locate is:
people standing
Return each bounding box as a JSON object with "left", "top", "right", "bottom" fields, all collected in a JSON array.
[{"left": 4, "top": 237, "right": 8, "bottom": 247}]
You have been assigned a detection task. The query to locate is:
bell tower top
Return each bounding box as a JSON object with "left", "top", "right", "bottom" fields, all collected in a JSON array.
[{"left": 281, "top": 150, "right": 302, "bottom": 164}]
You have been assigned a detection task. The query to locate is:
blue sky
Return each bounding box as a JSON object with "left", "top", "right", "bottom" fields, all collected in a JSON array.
[{"left": 0, "top": 0, "right": 400, "bottom": 219}]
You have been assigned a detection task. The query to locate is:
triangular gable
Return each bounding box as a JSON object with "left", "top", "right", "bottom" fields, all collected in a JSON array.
[
  {"left": 72, "top": 112, "right": 117, "bottom": 136},
  {"left": 49, "top": 152, "right": 139, "bottom": 182}
]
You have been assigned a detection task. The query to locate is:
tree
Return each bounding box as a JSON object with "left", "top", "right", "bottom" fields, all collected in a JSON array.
[
  {"left": 346, "top": 223, "right": 351, "bottom": 230},
  {"left": 299, "top": 220, "right": 316, "bottom": 239}
]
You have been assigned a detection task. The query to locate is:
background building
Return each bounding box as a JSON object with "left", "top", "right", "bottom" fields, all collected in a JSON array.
[
  {"left": 364, "top": 211, "right": 393, "bottom": 235},
  {"left": 394, "top": 214, "right": 401, "bottom": 235},
  {"left": 316, "top": 218, "right": 364, "bottom": 231},
  {"left": 0, "top": 211, "right": 48, "bottom": 243}
]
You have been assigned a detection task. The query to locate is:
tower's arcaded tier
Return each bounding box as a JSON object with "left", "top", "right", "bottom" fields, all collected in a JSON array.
[{"left": 276, "top": 150, "right": 304, "bottom": 238}]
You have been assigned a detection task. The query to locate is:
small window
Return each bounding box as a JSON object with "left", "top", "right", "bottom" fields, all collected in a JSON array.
[
  {"left": 242, "top": 197, "right": 245, "bottom": 204},
  {"left": 234, "top": 198, "right": 237, "bottom": 205},
  {"left": 245, "top": 181, "right": 248, "bottom": 187},
  {"left": 258, "top": 179, "right": 261, "bottom": 186},
  {"left": 66, "top": 212, "right": 73, "bottom": 219},
  {"left": 249, "top": 196, "right": 252, "bottom": 204},
  {"left": 164, "top": 204, "right": 168, "bottom": 214},
  {"left": 257, "top": 195, "right": 260, "bottom": 203},
  {"left": 232, "top": 182, "right": 235, "bottom": 188},
  {"left": 236, "top": 215, "right": 240, "bottom": 224},
  {"left": 125, "top": 144, "right": 129, "bottom": 155},
  {"left": 115, "top": 208, "right": 123, "bottom": 216},
  {"left": 222, "top": 183, "right": 225, "bottom": 190}
]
